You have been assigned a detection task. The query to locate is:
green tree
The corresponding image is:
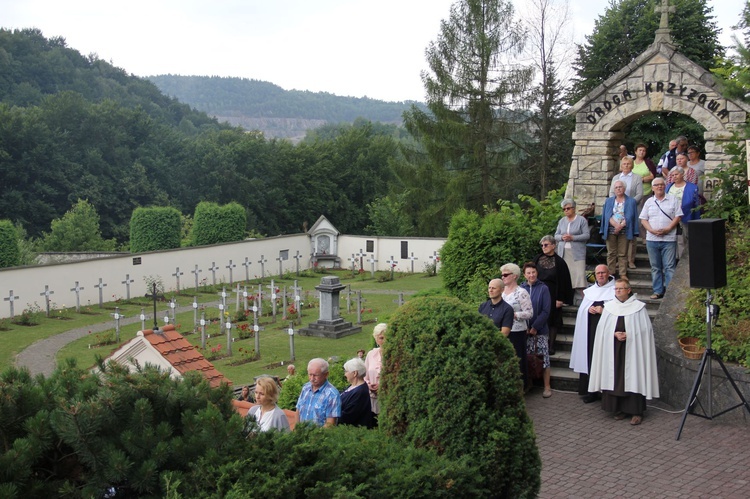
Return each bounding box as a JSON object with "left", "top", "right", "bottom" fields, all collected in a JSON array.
[
  {"left": 0, "top": 220, "right": 19, "bottom": 268},
  {"left": 366, "top": 194, "right": 415, "bottom": 236},
  {"left": 381, "top": 296, "right": 541, "bottom": 498},
  {"left": 569, "top": 0, "right": 723, "bottom": 103},
  {"left": 39, "top": 199, "right": 116, "bottom": 252},
  {"left": 569, "top": 0, "right": 723, "bottom": 161},
  {"left": 402, "top": 0, "right": 534, "bottom": 215}
]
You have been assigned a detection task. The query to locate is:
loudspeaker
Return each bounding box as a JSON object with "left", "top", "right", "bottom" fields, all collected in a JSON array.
[{"left": 688, "top": 219, "right": 726, "bottom": 289}]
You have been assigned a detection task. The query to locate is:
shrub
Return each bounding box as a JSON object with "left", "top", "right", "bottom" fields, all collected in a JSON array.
[
  {"left": 191, "top": 201, "right": 247, "bottom": 246},
  {"left": 380, "top": 296, "right": 541, "bottom": 498},
  {"left": 440, "top": 187, "right": 564, "bottom": 301},
  {"left": 676, "top": 218, "right": 750, "bottom": 367},
  {"left": 129, "top": 206, "right": 182, "bottom": 253},
  {"left": 174, "top": 425, "right": 483, "bottom": 497},
  {"left": 0, "top": 220, "right": 20, "bottom": 268}
]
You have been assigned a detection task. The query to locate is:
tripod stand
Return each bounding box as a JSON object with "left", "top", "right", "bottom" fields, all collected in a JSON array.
[{"left": 676, "top": 290, "right": 750, "bottom": 440}]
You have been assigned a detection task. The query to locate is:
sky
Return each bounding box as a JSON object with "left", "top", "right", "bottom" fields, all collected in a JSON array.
[{"left": 2, "top": 0, "right": 744, "bottom": 103}]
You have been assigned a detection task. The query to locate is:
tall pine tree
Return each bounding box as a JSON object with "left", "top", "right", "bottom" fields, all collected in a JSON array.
[{"left": 402, "top": 0, "right": 534, "bottom": 218}]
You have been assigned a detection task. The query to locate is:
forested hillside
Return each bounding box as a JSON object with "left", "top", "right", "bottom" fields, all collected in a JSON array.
[
  {"left": 147, "top": 75, "right": 421, "bottom": 140},
  {"left": 0, "top": 28, "right": 401, "bottom": 245}
]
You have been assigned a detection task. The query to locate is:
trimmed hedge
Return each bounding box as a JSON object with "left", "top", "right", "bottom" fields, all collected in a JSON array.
[
  {"left": 191, "top": 201, "right": 247, "bottom": 246},
  {"left": 0, "top": 220, "right": 19, "bottom": 268},
  {"left": 129, "top": 206, "right": 182, "bottom": 253},
  {"left": 380, "top": 296, "right": 541, "bottom": 498}
]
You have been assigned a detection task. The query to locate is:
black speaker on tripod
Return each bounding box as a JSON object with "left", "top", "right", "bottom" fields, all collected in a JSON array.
[{"left": 687, "top": 219, "right": 726, "bottom": 289}]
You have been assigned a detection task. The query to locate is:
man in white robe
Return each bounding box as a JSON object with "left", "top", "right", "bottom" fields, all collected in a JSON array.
[
  {"left": 588, "top": 278, "right": 659, "bottom": 425},
  {"left": 569, "top": 264, "right": 615, "bottom": 402}
]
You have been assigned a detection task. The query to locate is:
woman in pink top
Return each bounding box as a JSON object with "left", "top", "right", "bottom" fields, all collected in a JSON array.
[{"left": 364, "top": 323, "right": 386, "bottom": 424}]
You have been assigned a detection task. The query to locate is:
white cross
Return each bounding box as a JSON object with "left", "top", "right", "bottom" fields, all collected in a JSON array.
[{"left": 122, "top": 274, "right": 134, "bottom": 299}]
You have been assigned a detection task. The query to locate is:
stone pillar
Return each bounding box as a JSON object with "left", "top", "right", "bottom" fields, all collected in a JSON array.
[{"left": 298, "top": 276, "right": 361, "bottom": 339}]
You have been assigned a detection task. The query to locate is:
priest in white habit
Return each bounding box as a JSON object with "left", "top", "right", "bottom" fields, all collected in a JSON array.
[
  {"left": 588, "top": 278, "right": 659, "bottom": 426},
  {"left": 569, "top": 264, "right": 615, "bottom": 403}
]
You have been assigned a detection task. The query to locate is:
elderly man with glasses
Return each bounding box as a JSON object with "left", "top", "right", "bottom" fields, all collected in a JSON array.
[
  {"left": 639, "top": 177, "right": 682, "bottom": 300},
  {"left": 570, "top": 264, "right": 616, "bottom": 403}
]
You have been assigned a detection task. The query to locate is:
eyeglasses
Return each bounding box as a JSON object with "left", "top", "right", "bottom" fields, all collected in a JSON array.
[
  {"left": 595, "top": 271, "right": 608, "bottom": 275},
  {"left": 652, "top": 183, "right": 665, "bottom": 187},
  {"left": 501, "top": 273, "right": 513, "bottom": 278},
  {"left": 541, "top": 243, "right": 553, "bottom": 247},
  {"left": 614, "top": 287, "right": 630, "bottom": 291},
  {"left": 563, "top": 207, "right": 573, "bottom": 211}
]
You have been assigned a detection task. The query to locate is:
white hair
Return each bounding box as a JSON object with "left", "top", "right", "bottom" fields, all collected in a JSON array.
[{"left": 343, "top": 357, "right": 366, "bottom": 377}]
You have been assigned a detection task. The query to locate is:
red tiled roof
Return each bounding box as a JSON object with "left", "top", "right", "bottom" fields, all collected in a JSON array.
[{"left": 141, "top": 325, "right": 231, "bottom": 388}]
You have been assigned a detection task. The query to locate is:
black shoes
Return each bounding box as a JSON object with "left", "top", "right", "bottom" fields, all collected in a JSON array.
[{"left": 582, "top": 393, "right": 600, "bottom": 404}]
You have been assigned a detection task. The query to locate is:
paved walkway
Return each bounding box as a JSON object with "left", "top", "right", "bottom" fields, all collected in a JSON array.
[
  {"left": 17, "top": 313, "right": 750, "bottom": 497},
  {"left": 526, "top": 386, "right": 750, "bottom": 498},
  {"left": 16, "top": 305, "right": 201, "bottom": 377}
]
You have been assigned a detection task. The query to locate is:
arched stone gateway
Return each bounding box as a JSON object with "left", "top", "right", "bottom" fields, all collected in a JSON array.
[{"left": 565, "top": 4, "right": 750, "bottom": 212}]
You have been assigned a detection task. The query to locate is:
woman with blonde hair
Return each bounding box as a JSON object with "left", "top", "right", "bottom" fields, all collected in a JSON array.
[
  {"left": 500, "top": 263, "right": 533, "bottom": 387},
  {"left": 246, "top": 376, "right": 290, "bottom": 432},
  {"left": 365, "top": 323, "right": 386, "bottom": 423}
]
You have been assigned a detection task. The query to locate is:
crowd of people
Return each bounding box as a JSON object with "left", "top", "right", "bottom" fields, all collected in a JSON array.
[
  {"left": 240, "top": 138, "right": 696, "bottom": 430},
  {"left": 474, "top": 137, "right": 700, "bottom": 424},
  {"left": 617, "top": 136, "right": 702, "bottom": 299},
  {"left": 241, "top": 323, "right": 387, "bottom": 432}
]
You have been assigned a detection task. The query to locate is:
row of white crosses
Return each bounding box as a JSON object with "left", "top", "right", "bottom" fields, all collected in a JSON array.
[{"left": 348, "top": 250, "right": 440, "bottom": 277}]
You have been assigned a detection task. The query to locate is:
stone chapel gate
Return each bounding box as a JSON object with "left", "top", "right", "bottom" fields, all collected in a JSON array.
[{"left": 564, "top": 4, "right": 750, "bottom": 212}]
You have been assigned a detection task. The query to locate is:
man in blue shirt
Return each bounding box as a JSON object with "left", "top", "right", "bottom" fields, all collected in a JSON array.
[
  {"left": 478, "top": 278, "right": 514, "bottom": 337},
  {"left": 296, "top": 358, "right": 341, "bottom": 427}
]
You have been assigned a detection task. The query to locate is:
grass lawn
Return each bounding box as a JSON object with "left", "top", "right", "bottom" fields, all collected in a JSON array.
[{"left": 49, "top": 270, "right": 446, "bottom": 386}]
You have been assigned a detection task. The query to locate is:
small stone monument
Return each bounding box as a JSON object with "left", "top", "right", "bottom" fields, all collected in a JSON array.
[{"left": 298, "top": 276, "right": 361, "bottom": 339}]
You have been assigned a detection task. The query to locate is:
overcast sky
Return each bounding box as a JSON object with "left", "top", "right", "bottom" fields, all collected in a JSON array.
[{"left": 2, "top": 0, "right": 743, "bottom": 102}]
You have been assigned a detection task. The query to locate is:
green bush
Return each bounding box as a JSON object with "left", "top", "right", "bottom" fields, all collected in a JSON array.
[
  {"left": 191, "top": 201, "right": 247, "bottom": 246},
  {"left": 0, "top": 220, "right": 20, "bottom": 268},
  {"left": 0, "top": 362, "right": 482, "bottom": 497},
  {"left": 676, "top": 219, "right": 750, "bottom": 367},
  {"left": 174, "top": 424, "right": 483, "bottom": 497},
  {"left": 129, "top": 206, "right": 182, "bottom": 253},
  {"left": 440, "top": 187, "right": 564, "bottom": 301},
  {"left": 380, "top": 296, "right": 541, "bottom": 498},
  {"left": 39, "top": 199, "right": 116, "bottom": 252}
]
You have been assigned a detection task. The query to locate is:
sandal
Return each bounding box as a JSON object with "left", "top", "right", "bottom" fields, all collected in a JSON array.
[
  {"left": 650, "top": 294, "right": 663, "bottom": 300},
  {"left": 613, "top": 412, "right": 626, "bottom": 420},
  {"left": 630, "top": 415, "right": 642, "bottom": 425},
  {"left": 543, "top": 389, "right": 552, "bottom": 398}
]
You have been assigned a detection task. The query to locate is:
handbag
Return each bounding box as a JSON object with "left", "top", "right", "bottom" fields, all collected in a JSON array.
[{"left": 526, "top": 335, "right": 544, "bottom": 380}]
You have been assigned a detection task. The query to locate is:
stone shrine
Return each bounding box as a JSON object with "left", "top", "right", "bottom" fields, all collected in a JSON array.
[
  {"left": 565, "top": 0, "right": 750, "bottom": 212},
  {"left": 298, "top": 275, "right": 361, "bottom": 339}
]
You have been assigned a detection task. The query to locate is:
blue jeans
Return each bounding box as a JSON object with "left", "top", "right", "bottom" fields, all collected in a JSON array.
[{"left": 646, "top": 240, "right": 677, "bottom": 295}]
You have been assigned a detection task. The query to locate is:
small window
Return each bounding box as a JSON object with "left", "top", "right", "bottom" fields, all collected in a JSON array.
[
  {"left": 366, "top": 240, "right": 374, "bottom": 253},
  {"left": 132, "top": 257, "right": 142, "bottom": 265},
  {"left": 401, "top": 241, "right": 408, "bottom": 259},
  {"left": 279, "top": 250, "right": 289, "bottom": 261}
]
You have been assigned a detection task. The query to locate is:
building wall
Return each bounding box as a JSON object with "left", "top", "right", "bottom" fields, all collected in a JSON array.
[{"left": 0, "top": 233, "right": 445, "bottom": 318}]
